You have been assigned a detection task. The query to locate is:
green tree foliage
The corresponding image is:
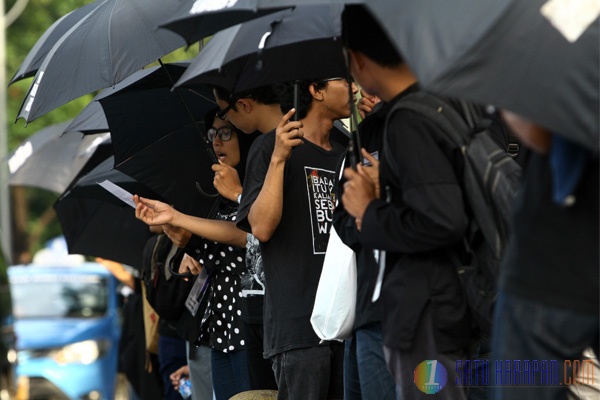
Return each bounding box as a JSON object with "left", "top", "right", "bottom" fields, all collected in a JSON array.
[
  {"left": 6, "top": 0, "right": 96, "bottom": 146},
  {"left": 5, "top": 0, "right": 199, "bottom": 258}
]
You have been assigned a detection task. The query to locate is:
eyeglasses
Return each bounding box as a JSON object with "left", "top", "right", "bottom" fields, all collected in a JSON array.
[
  {"left": 216, "top": 104, "right": 234, "bottom": 120},
  {"left": 207, "top": 126, "right": 234, "bottom": 142}
]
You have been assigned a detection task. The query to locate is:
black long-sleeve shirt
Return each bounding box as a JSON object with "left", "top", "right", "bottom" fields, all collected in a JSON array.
[
  {"left": 332, "top": 101, "right": 387, "bottom": 330},
  {"left": 358, "top": 87, "right": 472, "bottom": 352}
]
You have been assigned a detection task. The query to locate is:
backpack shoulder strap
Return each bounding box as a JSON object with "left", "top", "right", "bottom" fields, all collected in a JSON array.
[{"left": 382, "top": 91, "right": 471, "bottom": 184}]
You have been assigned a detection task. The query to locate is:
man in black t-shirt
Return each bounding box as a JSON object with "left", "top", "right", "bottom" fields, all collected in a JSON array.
[
  {"left": 212, "top": 85, "right": 282, "bottom": 391},
  {"left": 236, "top": 78, "right": 357, "bottom": 399}
]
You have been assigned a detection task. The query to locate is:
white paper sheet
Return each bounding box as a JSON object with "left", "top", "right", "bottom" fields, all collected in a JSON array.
[{"left": 98, "top": 180, "right": 136, "bottom": 208}]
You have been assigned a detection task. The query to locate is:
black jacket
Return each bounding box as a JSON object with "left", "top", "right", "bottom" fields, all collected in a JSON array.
[
  {"left": 359, "top": 86, "right": 472, "bottom": 353},
  {"left": 333, "top": 101, "right": 387, "bottom": 330}
]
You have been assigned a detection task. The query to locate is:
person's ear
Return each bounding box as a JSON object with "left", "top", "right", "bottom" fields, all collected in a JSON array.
[
  {"left": 237, "top": 98, "right": 252, "bottom": 114},
  {"left": 348, "top": 49, "right": 365, "bottom": 72},
  {"left": 309, "top": 83, "right": 325, "bottom": 101}
]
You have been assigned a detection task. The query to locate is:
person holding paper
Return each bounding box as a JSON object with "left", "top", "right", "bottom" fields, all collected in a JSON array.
[
  {"left": 135, "top": 110, "right": 259, "bottom": 400},
  {"left": 139, "top": 86, "right": 285, "bottom": 393}
]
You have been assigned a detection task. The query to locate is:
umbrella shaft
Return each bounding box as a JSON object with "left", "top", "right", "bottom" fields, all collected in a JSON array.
[{"left": 293, "top": 81, "right": 300, "bottom": 122}]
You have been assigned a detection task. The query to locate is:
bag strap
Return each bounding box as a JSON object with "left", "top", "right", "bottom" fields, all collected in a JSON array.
[
  {"left": 168, "top": 247, "right": 193, "bottom": 278},
  {"left": 381, "top": 92, "right": 485, "bottom": 265},
  {"left": 507, "top": 134, "right": 520, "bottom": 157},
  {"left": 149, "top": 234, "right": 166, "bottom": 283},
  {"left": 382, "top": 92, "right": 472, "bottom": 188}
]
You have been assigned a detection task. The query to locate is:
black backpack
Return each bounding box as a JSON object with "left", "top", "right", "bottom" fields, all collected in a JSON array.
[
  {"left": 142, "top": 234, "right": 194, "bottom": 321},
  {"left": 383, "top": 92, "right": 521, "bottom": 335}
]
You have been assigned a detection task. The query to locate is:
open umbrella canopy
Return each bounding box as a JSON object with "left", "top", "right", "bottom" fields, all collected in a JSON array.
[
  {"left": 160, "top": 0, "right": 364, "bottom": 45},
  {"left": 16, "top": 0, "right": 187, "bottom": 123},
  {"left": 96, "top": 62, "right": 220, "bottom": 218},
  {"left": 64, "top": 99, "right": 108, "bottom": 135},
  {"left": 6, "top": 120, "right": 111, "bottom": 193},
  {"left": 54, "top": 156, "right": 162, "bottom": 269},
  {"left": 160, "top": 0, "right": 289, "bottom": 46},
  {"left": 9, "top": 0, "right": 101, "bottom": 85},
  {"left": 174, "top": 4, "right": 347, "bottom": 93},
  {"left": 64, "top": 62, "right": 206, "bottom": 136},
  {"left": 358, "top": 0, "right": 599, "bottom": 151}
]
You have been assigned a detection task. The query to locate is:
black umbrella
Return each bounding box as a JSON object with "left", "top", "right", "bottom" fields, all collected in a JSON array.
[
  {"left": 160, "top": 0, "right": 364, "bottom": 45},
  {"left": 159, "top": 0, "right": 288, "bottom": 46},
  {"left": 174, "top": 4, "right": 347, "bottom": 94},
  {"left": 6, "top": 120, "right": 111, "bottom": 193},
  {"left": 16, "top": 0, "right": 187, "bottom": 123},
  {"left": 9, "top": 0, "right": 101, "bottom": 85},
  {"left": 359, "top": 0, "right": 599, "bottom": 151},
  {"left": 64, "top": 100, "right": 108, "bottom": 135},
  {"left": 64, "top": 62, "right": 201, "bottom": 136},
  {"left": 96, "top": 62, "right": 220, "bottom": 218},
  {"left": 54, "top": 156, "right": 162, "bottom": 269}
]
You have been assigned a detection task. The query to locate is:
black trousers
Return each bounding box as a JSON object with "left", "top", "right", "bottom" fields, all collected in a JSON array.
[{"left": 383, "top": 304, "right": 468, "bottom": 400}]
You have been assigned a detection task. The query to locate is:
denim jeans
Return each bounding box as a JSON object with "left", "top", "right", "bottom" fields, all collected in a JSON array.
[
  {"left": 158, "top": 335, "right": 188, "bottom": 400},
  {"left": 211, "top": 348, "right": 251, "bottom": 400},
  {"left": 344, "top": 323, "right": 397, "bottom": 400},
  {"left": 272, "top": 342, "right": 344, "bottom": 400},
  {"left": 491, "top": 290, "right": 599, "bottom": 400},
  {"left": 465, "top": 335, "right": 491, "bottom": 400}
]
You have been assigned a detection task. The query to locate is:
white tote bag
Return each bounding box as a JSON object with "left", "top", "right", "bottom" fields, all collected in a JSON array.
[{"left": 310, "top": 224, "right": 357, "bottom": 342}]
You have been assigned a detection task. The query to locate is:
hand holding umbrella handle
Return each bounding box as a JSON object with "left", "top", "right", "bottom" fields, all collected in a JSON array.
[{"left": 273, "top": 109, "right": 304, "bottom": 163}]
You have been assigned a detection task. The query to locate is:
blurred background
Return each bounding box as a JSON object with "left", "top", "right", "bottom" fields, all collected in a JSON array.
[{"left": 1, "top": 0, "right": 199, "bottom": 264}]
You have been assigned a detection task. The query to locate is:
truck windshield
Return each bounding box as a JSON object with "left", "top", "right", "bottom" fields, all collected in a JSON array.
[{"left": 10, "top": 274, "right": 108, "bottom": 319}]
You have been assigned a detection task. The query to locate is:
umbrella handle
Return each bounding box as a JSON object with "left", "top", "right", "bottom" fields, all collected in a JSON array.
[
  {"left": 195, "top": 181, "right": 219, "bottom": 198},
  {"left": 167, "top": 249, "right": 193, "bottom": 278},
  {"left": 292, "top": 80, "right": 300, "bottom": 122},
  {"left": 347, "top": 80, "right": 362, "bottom": 169}
]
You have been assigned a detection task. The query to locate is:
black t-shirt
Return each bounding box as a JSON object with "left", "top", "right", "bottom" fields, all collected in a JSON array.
[
  {"left": 501, "top": 152, "right": 599, "bottom": 314},
  {"left": 237, "top": 131, "right": 345, "bottom": 357},
  {"left": 241, "top": 233, "right": 265, "bottom": 324}
]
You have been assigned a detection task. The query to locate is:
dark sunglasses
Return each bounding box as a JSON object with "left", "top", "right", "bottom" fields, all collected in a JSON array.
[{"left": 207, "top": 126, "right": 234, "bottom": 142}]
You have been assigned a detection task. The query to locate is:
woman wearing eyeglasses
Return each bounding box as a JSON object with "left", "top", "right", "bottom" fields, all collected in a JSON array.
[{"left": 134, "top": 108, "right": 260, "bottom": 400}]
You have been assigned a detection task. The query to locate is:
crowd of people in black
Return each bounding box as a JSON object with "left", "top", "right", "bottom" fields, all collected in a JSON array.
[{"left": 117, "top": 5, "right": 598, "bottom": 400}]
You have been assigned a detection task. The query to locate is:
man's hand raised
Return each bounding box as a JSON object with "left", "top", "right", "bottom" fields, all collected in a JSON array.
[{"left": 272, "top": 108, "right": 304, "bottom": 163}]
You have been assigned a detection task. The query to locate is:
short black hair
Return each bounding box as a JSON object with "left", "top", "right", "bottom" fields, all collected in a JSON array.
[
  {"left": 212, "top": 85, "right": 233, "bottom": 106},
  {"left": 212, "top": 84, "right": 280, "bottom": 108},
  {"left": 236, "top": 85, "right": 280, "bottom": 105},
  {"left": 275, "top": 80, "right": 328, "bottom": 120},
  {"left": 342, "top": 5, "right": 403, "bottom": 68}
]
